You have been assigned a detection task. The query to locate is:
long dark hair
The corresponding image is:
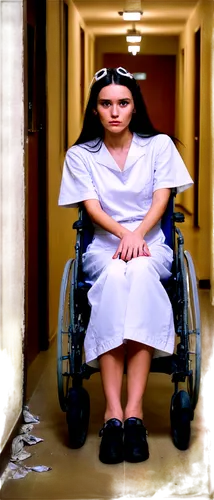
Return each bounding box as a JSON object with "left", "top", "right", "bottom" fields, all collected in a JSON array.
[{"left": 73, "top": 68, "right": 161, "bottom": 149}]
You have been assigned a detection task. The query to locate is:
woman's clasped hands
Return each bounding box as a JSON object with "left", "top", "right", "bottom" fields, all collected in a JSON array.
[{"left": 113, "top": 230, "right": 151, "bottom": 261}]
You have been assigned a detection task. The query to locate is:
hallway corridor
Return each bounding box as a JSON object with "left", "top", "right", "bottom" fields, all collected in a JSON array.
[
  {"left": 2, "top": 0, "right": 214, "bottom": 497},
  {"left": 1, "top": 217, "right": 213, "bottom": 499}
]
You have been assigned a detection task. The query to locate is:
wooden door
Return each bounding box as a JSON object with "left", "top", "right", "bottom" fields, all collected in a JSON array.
[
  {"left": 26, "top": 0, "right": 48, "bottom": 367},
  {"left": 103, "top": 54, "right": 176, "bottom": 136}
]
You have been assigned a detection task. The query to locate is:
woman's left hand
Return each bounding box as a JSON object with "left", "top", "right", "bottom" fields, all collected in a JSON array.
[{"left": 112, "top": 232, "right": 151, "bottom": 261}]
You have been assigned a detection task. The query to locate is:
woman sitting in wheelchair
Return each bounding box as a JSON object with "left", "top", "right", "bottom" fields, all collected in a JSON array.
[{"left": 58, "top": 67, "right": 193, "bottom": 464}]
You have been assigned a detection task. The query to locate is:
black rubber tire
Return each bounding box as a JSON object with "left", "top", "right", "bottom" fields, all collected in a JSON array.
[
  {"left": 66, "top": 387, "right": 90, "bottom": 448},
  {"left": 170, "top": 390, "right": 193, "bottom": 451}
]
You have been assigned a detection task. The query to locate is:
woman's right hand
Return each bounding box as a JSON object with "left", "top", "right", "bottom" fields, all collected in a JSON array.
[{"left": 112, "top": 232, "right": 151, "bottom": 261}]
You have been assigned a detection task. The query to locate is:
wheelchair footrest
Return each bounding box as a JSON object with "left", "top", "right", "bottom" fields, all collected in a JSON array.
[{"left": 150, "top": 354, "right": 178, "bottom": 375}]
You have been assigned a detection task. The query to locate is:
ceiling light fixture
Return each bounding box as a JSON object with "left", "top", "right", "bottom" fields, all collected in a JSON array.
[
  {"left": 128, "top": 45, "right": 140, "bottom": 55},
  {"left": 121, "top": 11, "right": 142, "bottom": 21},
  {"left": 126, "top": 34, "right": 142, "bottom": 43},
  {"left": 126, "top": 26, "right": 142, "bottom": 43}
]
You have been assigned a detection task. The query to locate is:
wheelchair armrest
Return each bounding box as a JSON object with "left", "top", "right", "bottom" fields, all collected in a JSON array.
[
  {"left": 73, "top": 220, "right": 84, "bottom": 230},
  {"left": 73, "top": 214, "right": 94, "bottom": 232},
  {"left": 173, "top": 212, "right": 185, "bottom": 223},
  {"left": 72, "top": 220, "right": 83, "bottom": 230}
]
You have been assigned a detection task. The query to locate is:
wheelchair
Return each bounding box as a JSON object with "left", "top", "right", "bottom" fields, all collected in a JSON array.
[{"left": 57, "top": 194, "right": 201, "bottom": 451}]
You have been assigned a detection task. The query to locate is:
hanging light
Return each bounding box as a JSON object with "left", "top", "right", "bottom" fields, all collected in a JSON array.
[
  {"left": 122, "top": 12, "right": 142, "bottom": 21},
  {"left": 126, "top": 26, "right": 142, "bottom": 43},
  {"left": 126, "top": 34, "right": 142, "bottom": 43},
  {"left": 128, "top": 45, "right": 140, "bottom": 55},
  {"left": 118, "top": 0, "right": 143, "bottom": 21}
]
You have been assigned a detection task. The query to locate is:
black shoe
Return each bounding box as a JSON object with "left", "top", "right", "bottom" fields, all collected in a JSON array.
[
  {"left": 124, "top": 417, "right": 149, "bottom": 463},
  {"left": 99, "top": 418, "right": 124, "bottom": 464}
]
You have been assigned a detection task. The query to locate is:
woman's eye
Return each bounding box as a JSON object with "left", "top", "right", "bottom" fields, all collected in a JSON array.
[{"left": 99, "top": 100, "right": 129, "bottom": 108}]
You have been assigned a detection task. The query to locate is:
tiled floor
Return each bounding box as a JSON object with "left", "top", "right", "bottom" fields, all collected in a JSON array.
[{"left": 2, "top": 217, "right": 214, "bottom": 499}]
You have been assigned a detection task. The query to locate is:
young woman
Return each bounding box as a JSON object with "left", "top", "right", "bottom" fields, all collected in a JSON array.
[{"left": 58, "top": 67, "right": 193, "bottom": 465}]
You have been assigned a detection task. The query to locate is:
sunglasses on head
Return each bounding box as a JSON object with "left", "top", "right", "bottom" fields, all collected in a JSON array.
[
  {"left": 94, "top": 66, "right": 134, "bottom": 81},
  {"left": 90, "top": 67, "right": 134, "bottom": 87}
]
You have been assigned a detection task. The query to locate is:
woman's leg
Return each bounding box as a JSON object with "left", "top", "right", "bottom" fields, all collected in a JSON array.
[
  {"left": 99, "top": 344, "right": 125, "bottom": 422},
  {"left": 123, "top": 341, "right": 153, "bottom": 463},
  {"left": 84, "top": 258, "right": 128, "bottom": 364},
  {"left": 124, "top": 341, "right": 153, "bottom": 420}
]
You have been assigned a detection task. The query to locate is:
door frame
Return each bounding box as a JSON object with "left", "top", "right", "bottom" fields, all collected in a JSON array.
[
  {"left": 36, "top": 0, "right": 49, "bottom": 352},
  {"left": 24, "top": 0, "right": 48, "bottom": 383}
]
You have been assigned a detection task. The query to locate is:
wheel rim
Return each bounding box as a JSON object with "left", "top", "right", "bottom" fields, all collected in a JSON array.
[
  {"left": 184, "top": 251, "right": 201, "bottom": 409},
  {"left": 57, "top": 258, "right": 75, "bottom": 411}
]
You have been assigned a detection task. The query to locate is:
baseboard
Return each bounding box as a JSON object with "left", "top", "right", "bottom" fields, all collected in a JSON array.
[
  {"left": 0, "top": 411, "right": 23, "bottom": 480},
  {"left": 198, "top": 279, "right": 211, "bottom": 289}
]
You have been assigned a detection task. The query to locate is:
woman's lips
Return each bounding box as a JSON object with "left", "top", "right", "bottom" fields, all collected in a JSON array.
[{"left": 109, "top": 121, "right": 121, "bottom": 125}]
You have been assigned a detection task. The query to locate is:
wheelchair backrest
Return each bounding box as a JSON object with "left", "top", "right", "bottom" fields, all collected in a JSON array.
[
  {"left": 79, "top": 194, "right": 174, "bottom": 253},
  {"left": 161, "top": 194, "right": 174, "bottom": 249}
]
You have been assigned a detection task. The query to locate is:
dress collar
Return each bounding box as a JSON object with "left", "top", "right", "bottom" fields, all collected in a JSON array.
[{"left": 93, "top": 133, "right": 151, "bottom": 171}]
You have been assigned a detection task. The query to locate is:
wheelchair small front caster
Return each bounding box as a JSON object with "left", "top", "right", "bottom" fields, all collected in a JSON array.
[
  {"left": 66, "top": 386, "right": 90, "bottom": 448},
  {"left": 170, "top": 390, "right": 193, "bottom": 451}
]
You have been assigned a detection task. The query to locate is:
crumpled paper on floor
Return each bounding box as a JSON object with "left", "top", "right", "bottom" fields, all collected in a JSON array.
[
  {"left": 23, "top": 406, "right": 40, "bottom": 424},
  {"left": 22, "top": 433, "right": 44, "bottom": 446},
  {"left": 4, "top": 406, "right": 52, "bottom": 479},
  {"left": 6, "top": 462, "right": 51, "bottom": 480},
  {"left": 19, "top": 423, "right": 34, "bottom": 434},
  {"left": 11, "top": 435, "right": 31, "bottom": 461},
  {"left": 11, "top": 448, "right": 31, "bottom": 462},
  {"left": 11, "top": 407, "right": 44, "bottom": 462}
]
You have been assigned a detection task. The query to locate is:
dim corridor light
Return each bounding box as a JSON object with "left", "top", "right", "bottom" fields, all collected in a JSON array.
[
  {"left": 126, "top": 35, "right": 142, "bottom": 43},
  {"left": 122, "top": 11, "right": 142, "bottom": 20},
  {"left": 128, "top": 45, "right": 140, "bottom": 55},
  {"left": 118, "top": 9, "right": 143, "bottom": 21}
]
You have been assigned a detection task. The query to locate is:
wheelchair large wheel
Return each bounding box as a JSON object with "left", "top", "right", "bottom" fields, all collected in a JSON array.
[
  {"left": 170, "top": 390, "right": 193, "bottom": 450},
  {"left": 171, "top": 241, "right": 200, "bottom": 450},
  {"left": 66, "top": 386, "right": 90, "bottom": 448},
  {"left": 57, "top": 258, "right": 75, "bottom": 412},
  {"left": 184, "top": 250, "right": 201, "bottom": 410}
]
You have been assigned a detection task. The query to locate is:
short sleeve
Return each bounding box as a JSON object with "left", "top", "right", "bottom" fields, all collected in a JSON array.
[
  {"left": 58, "top": 147, "right": 99, "bottom": 207},
  {"left": 153, "top": 135, "right": 193, "bottom": 194}
]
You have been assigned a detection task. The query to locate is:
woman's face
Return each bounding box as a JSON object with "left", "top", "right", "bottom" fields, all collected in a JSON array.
[{"left": 96, "top": 84, "right": 135, "bottom": 135}]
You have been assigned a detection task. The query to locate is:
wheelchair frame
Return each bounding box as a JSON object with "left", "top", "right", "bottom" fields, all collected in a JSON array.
[{"left": 57, "top": 197, "right": 201, "bottom": 450}]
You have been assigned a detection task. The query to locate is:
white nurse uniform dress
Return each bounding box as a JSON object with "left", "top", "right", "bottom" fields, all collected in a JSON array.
[{"left": 58, "top": 133, "right": 193, "bottom": 366}]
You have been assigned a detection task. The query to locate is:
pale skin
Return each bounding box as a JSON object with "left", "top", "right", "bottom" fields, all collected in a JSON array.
[{"left": 83, "top": 84, "right": 171, "bottom": 422}]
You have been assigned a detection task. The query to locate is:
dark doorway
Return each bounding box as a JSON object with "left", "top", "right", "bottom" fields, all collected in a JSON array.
[
  {"left": 194, "top": 28, "right": 201, "bottom": 227},
  {"left": 26, "top": 0, "right": 48, "bottom": 367}
]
